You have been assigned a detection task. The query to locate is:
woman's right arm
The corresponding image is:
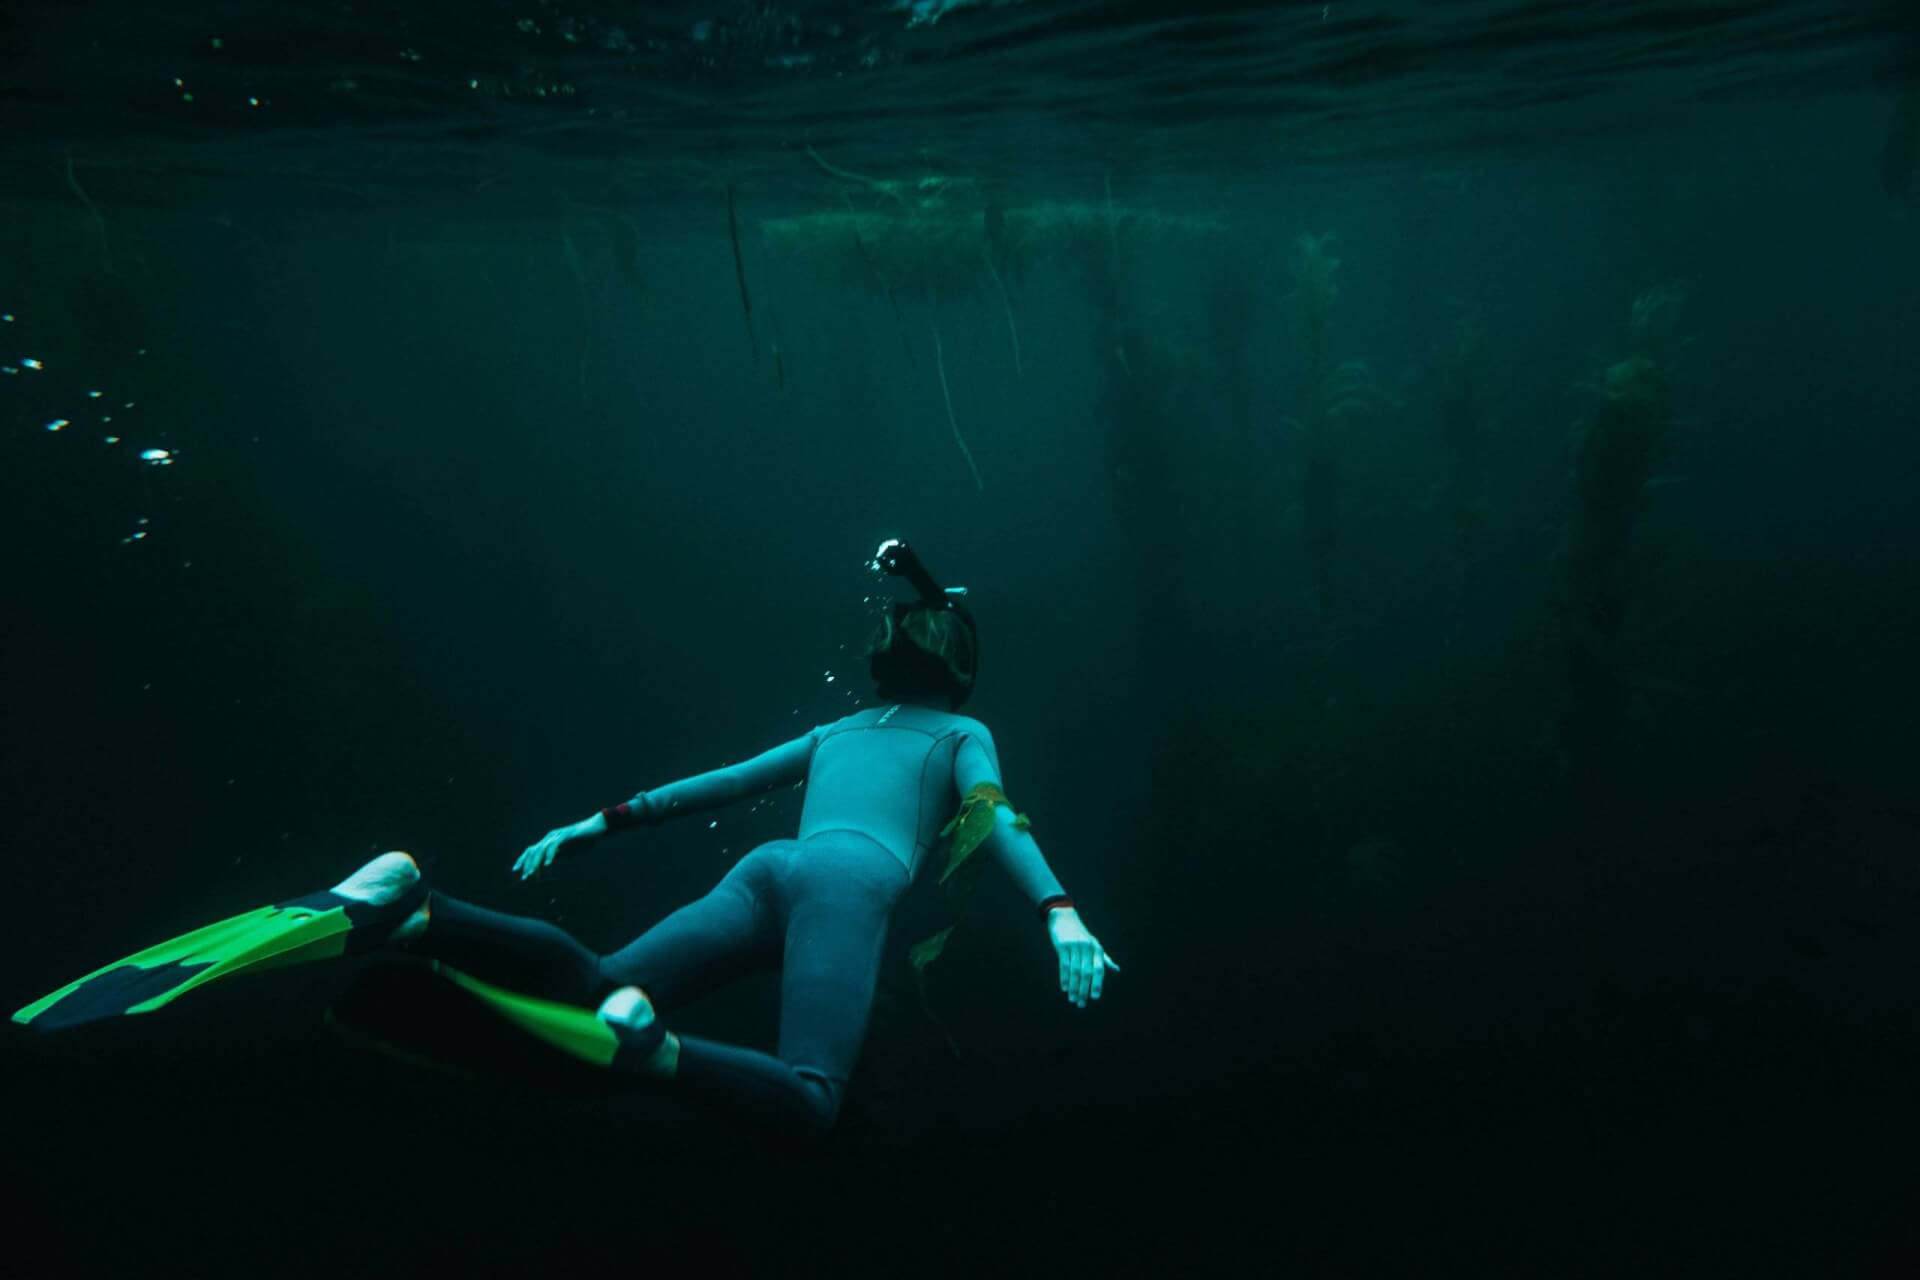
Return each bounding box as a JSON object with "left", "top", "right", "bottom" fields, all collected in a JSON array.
[
  {"left": 596, "top": 729, "right": 822, "bottom": 833},
  {"left": 514, "top": 727, "right": 823, "bottom": 880}
]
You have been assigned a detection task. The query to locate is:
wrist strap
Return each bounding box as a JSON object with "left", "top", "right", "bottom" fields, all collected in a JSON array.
[
  {"left": 601, "top": 801, "right": 639, "bottom": 832},
  {"left": 1037, "top": 894, "right": 1073, "bottom": 921}
]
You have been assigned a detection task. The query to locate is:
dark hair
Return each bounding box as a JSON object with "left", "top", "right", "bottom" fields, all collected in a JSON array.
[{"left": 867, "top": 603, "right": 977, "bottom": 709}]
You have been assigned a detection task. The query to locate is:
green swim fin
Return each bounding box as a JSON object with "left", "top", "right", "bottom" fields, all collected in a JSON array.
[
  {"left": 430, "top": 962, "right": 667, "bottom": 1073},
  {"left": 13, "top": 860, "right": 427, "bottom": 1032}
]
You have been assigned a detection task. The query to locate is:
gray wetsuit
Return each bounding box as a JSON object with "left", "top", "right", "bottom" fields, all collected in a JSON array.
[{"left": 419, "top": 703, "right": 1068, "bottom": 1133}]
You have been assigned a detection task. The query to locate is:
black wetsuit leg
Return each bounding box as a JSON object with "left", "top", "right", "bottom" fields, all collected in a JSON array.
[
  {"left": 602, "top": 831, "right": 910, "bottom": 1134},
  {"left": 415, "top": 895, "right": 605, "bottom": 1003},
  {"left": 414, "top": 843, "right": 781, "bottom": 1006}
]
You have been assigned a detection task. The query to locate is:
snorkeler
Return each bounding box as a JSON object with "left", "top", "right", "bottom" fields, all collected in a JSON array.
[{"left": 14, "top": 539, "right": 1119, "bottom": 1136}]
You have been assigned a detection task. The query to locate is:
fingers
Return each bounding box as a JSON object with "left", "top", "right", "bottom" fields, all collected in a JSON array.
[
  {"left": 1056, "top": 942, "right": 1122, "bottom": 1009},
  {"left": 516, "top": 839, "right": 548, "bottom": 881}
]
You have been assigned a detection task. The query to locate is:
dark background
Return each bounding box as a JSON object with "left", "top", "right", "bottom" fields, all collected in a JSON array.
[{"left": 5, "top": 7, "right": 1920, "bottom": 1273}]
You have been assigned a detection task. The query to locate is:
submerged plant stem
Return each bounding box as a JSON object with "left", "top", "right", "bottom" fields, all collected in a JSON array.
[
  {"left": 726, "top": 183, "right": 759, "bottom": 359},
  {"left": 1104, "top": 167, "right": 1117, "bottom": 258},
  {"left": 930, "top": 305, "right": 984, "bottom": 490},
  {"left": 559, "top": 228, "right": 594, "bottom": 404},
  {"left": 65, "top": 151, "right": 111, "bottom": 275},
  {"left": 983, "top": 247, "right": 1023, "bottom": 376},
  {"left": 806, "top": 145, "right": 908, "bottom": 207}
]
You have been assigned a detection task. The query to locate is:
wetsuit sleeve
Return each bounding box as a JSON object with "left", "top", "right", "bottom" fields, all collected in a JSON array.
[
  {"left": 602, "top": 726, "right": 823, "bottom": 831},
  {"left": 952, "top": 727, "right": 1069, "bottom": 910}
]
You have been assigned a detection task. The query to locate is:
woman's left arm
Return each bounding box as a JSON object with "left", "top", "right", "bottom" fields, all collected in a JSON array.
[{"left": 954, "top": 729, "right": 1120, "bottom": 1009}]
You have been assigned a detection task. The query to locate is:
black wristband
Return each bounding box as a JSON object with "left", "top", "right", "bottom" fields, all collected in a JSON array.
[{"left": 1036, "top": 894, "right": 1074, "bottom": 921}]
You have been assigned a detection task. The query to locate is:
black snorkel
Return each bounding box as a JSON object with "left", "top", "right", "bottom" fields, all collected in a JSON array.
[{"left": 869, "top": 538, "right": 968, "bottom": 608}]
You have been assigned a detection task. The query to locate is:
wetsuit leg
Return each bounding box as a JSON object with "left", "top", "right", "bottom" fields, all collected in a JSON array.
[
  {"left": 415, "top": 843, "right": 782, "bottom": 1006},
  {"left": 596, "top": 843, "right": 783, "bottom": 1010},
  {"left": 639, "top": 833, "right": 909, "bottom": 1135},
  {"left": 410, "top": 894, "right": 605, "bottom": 1004}
]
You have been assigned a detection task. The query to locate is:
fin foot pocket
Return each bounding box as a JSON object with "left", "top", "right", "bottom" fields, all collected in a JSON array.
[{"left": 330, "top": 851, "right": 422, "bottom": 906}]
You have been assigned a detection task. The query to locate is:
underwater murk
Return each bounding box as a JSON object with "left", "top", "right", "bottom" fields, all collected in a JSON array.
[{"left": 4, "top": 3, "right": 1919, "bottom": 1276}]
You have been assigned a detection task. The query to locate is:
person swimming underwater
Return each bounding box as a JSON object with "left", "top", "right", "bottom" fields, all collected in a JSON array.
[{"left": 14, "top": 539, "right": 1119, "bottom": 1136}]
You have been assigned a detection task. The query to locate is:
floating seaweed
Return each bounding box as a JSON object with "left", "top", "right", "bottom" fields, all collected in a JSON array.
[
  {"left": 762, "top": 155, "right": 1221, "bottom": 490},
  {"left": 761, "top": 197, "right": 1224, "bottom": 300}
]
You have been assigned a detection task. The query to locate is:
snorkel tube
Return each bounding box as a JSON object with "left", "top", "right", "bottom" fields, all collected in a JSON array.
[{"left": 869, "top": 538, "right": 968, "bottom": 606}]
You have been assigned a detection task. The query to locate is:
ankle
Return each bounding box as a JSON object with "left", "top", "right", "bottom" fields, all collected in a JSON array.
[
  {"left": 596, "top": 986, "right": 676, "bottom": 1077},
  {"left": 390, "top": 896, "right": 432, "bottom": 947},
  {"left": 646, "top": 1032, "right": 680, "bottom": 1078}
]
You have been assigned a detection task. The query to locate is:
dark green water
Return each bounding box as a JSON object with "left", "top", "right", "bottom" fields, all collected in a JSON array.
[{"left": 5, "top": 3, "right": 1920, "bottom": 1275}]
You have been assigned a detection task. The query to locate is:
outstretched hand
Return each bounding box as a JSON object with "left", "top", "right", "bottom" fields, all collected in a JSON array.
[
  {"left": 1047, "top": 908, "right": 1120, "bottom": 1009},
  {"left": 514, "top": 823, "right": 586, "bottom": 882}
]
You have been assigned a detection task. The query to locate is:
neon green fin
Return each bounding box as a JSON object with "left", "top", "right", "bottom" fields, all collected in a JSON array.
[
  {"left": 14, "top": 877, "right": 425, "bottom": 1032},
  {"left": 431, "top": 963, "right": 620, "bottom": 1067},
  {"left": 13, "top": 898, "right": 353, "bottom": 1030}
]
